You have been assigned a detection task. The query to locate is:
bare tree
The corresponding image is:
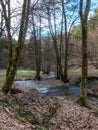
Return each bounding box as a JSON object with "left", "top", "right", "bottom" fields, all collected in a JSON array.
[
  {"left": 42, "top": 0, "right": 64, "bottom": 80},
  {"left": 42, "top": 0, "right": 78, "bottom": 82},
  {"left": 61, "top": 0, "right": 79, "bottom": 82},
  {"left": 77, "top": 0, "right": 91, "bottom": 107},
  {"left": 41, "top": 35, "right": 52, "bottom": 74},
  {"left": 30, "top": 1, "right": 42, "bottom": 80}
]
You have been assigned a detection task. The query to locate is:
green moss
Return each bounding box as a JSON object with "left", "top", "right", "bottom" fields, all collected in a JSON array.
[
  {"left": 16, "top": 70, "right": 35, "bottom": 77},
  {"left": 42, "top": 103, "right": 59, "bottom": 127},
  {"left": 29, "top": 119, "right": 39, "bottom": 125},
  {"left": 16, "top": 115, "right": 27, "bottom": 123},
  {"left": 15, "top": 108, "right": 39, "bottom": 125},
  {"left": 0, "top": 98, "right": 10, "bottom": 106},
  {"left": 77, "top": 96, "right": 91, "bottom": 108},
  {"left": 36, "top": 126, "right": 45, "bottom": 130}
]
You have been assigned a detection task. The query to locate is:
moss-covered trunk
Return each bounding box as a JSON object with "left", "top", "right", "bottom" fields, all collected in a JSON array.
[
  {"left": 53, "top": 38, "right": 64, "bottom": 81},
  {"left": 6, "top": 35, "right": 13, "bottom": 78},
  {"left": 80, "top": 23, "right": 88, "bottom": 101},
  {"left": 2, "top": 41, "right": 23, "bottom": 93},
  {"left": 2, "top": 66, "right": 17, "bottom": 93},
  {"left": 77, "top": 0, "right": 91, "bottom": 106},
  {"left": 2, "top": 0, "right": 31, "bottom": 94}
]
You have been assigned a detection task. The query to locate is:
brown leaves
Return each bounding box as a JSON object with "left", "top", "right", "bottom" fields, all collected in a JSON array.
[
  {"left": 50, "top": 97, "right": 98, "bottom": 130},
  {"left": 0, "top": 105, "right": 32, "bottom": 130},
  {"left": 0, "top": 84, "right": 98, "bottom": 130}
]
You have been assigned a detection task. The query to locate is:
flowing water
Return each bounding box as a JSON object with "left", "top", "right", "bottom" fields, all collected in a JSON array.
[
  {"left": 14, "top": 72, "right": 98, "bottom": 106},
  {"left": 14, "top": 79, "right": 80, "bottom": 96}
]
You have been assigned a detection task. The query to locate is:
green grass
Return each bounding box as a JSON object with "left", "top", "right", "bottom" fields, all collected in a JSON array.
[
  {"left": 68, "top": 70, "right": 81, "bottom": 76},
  {"left": 0, "top": 70, "right": 6, "bottom": 87},
  {"left": 0, "top": 69, "right": 36, "bottom": 88},
  {"left": 88, "top": 69, "right": 98, "bottom": 76},
  {"left": 69, "top": 69, "right": 98, "bottom": 77},
  {"left": 15, "top": 70, "right": 35, "bottom": 79}
]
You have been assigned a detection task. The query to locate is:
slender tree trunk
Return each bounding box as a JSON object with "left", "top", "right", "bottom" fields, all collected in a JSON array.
[
  {"left": 80, "top": 22, "right": 88, "bottom": 99},
  {"left": 32, "top": 13, "right": 41, "bottom": 80},
  {"left": 61, "top": 0, "right": 68, "bottom": 83},
  {"left": 77, "top": 0, "right": 91, "bottom": 107},
  {"left": 37, "top": 16, "right": 41, "bottom": 79},
  {"left": 46, "top": 2, "right": 64, "bottom": 81},
  {"left": 53, "top": 38, "right": 64, "bottom": 80},
  {"left": 6, "top": 34, "right": 13, "bottom": 78},
  {"left": 46, "top": 37, "right": 51, "bottom": 75},
  {"left": 56, "top": 64, "right": 60, "bottom": 79},
  {"left": 34, "top": 40, "right": 41, "bottom": 80},
  {"left": 63, "top": 35, "right": 68, "bottom": 82}
]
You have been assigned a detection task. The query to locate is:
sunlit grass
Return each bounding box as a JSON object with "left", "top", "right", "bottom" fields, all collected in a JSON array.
[
  {"left": 0, "top": 69, "right": 35, "bottom": 88},
  {"left": 15, "top": 70, "right": 35, "bottom": 79}
]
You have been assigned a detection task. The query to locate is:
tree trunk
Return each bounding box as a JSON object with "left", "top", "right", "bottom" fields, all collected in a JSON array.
[
  {"left": 61, "top": 0, "right": 68, "bottom": 83},
  {"left": 53, "top": 38, "right": 64, "bottom": 81},
  {"left": 2, "top": 0, "right": 31, "bottom": 94},
  {"left": 6, "top": 35, "right": 13, "bottom": 78},
  {"left": 80, "top": 23, "right": 88, "bottom": 100},
  {"left": 56, "top": 64, "right": 60, "bottom": 79},
  {"left": 77, "top": 0, "right": 91, "bottom": 107},
  {"left": 32, "top": 13, "right": 41, "bottom": 80},
  {"left": 2, "top": 40, "right": 26, "bottom": 93}
]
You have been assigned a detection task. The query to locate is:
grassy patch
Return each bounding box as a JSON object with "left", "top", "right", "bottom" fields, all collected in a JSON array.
[
  {"left": 88, "top": 69, "right": 98, "bottom": 76},
  {"left": 68, "top": 70, "right": 81, "bottom": 76},
  {"left": 15, "top": 70, "right": 35, "bottom": 79},
  {"left": 69, "top": 69, "right": 98, "bottom": 77},
  {"left": 0, "top": 69, "right": 36, "bottom": 88}
]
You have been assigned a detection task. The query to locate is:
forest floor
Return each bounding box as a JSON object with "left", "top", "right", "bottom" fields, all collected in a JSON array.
[
  {"left": 0, "top": 86, "right": 98, "bottom": 130},
  {"left": 0, "top": 69, "right": 98, "bottom": 129}
]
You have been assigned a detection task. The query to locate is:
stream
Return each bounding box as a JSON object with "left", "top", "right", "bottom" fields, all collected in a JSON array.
[
  {"left": 14, "top": 79, "right": 80, "bottom": 96},
  {"left": 14, "top": 72, "right": 98, "bottom": 106}
]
